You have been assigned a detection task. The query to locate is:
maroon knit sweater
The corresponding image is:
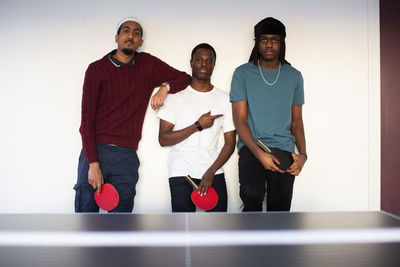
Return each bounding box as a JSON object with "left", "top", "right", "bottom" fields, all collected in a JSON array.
[{"left": 79, "top": 51, "right": 191, "bottom": 163}]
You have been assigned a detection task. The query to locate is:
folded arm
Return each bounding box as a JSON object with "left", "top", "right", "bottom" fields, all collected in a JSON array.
[{"left": 158, "top": 111, "right": 223, "bottom": 147}]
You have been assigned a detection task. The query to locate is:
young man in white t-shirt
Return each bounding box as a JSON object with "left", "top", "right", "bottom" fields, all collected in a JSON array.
[{"left": 157, "top": 43, "right": 236, "bottom": 212}]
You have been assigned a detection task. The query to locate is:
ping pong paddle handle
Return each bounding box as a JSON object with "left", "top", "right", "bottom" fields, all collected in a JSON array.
[
  {"left": 257, "top": 139, "right": 272, "bottom": 154},
  {"left": 185, "top": 175, "right": 199, "bottom": 190}
]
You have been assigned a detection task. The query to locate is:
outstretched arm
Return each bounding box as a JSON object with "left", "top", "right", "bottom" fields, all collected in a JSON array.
[
  {"left": 232, "top": 101, "right": 284, "bottom": 173},
  {"left": 198, "top": 130, "right": 236, "bottom": 195},
  {"left": 287, "top": 105, "right": 307, "bottom": 175}
]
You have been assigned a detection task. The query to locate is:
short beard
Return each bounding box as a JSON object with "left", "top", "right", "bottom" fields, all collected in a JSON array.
[{"left": 122, "top": 48, "right": 134, "bottom": 55}]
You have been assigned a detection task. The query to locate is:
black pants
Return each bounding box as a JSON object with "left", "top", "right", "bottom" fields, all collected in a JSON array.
[
  {"left": 169, "top": 174, "right": 228, "bottom": 212},
  {"left": 239, "top": 146, "right": 295, "bottom": 212}
]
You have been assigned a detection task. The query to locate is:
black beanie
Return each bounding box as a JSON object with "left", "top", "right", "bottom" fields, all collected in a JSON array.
[
  {"left": 254, "top": 17, "right": 286, "bottom": 38},
  {"left": 249, "top": 17, "right": 289, "bottom": 65}
]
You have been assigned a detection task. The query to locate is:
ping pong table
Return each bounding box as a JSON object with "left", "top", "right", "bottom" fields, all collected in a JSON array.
[{"left": 0, "top": 211, "right": 399, "bottom": 266}]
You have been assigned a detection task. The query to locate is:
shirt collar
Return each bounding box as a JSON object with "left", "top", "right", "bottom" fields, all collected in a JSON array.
[{"left": 108, "top": 49, "right": 135, "bottom": 67}]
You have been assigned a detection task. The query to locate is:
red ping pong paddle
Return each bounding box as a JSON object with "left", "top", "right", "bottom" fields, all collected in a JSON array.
[
  {"left": 185, "top": 175, "right": 218, "bottom": 211},
  {"left": 94, "top": 183, "right": 119, "bottom": 211}
]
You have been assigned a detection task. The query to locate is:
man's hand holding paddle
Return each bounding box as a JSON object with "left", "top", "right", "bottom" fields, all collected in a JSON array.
[
  {"left": 256, "top": 140, "right": 284, "bottom": 173},
  {"left": 88, "top": 162, "right": 104, "bottom": 194},
  {"left": 199, "top": 168, "right": 215, "bottom": 196},
  {"left": 185, "top": 175, "right": 218, "bottom": 211},
  {"left": 198, "top": 111, "right": 223, "bottom": 129},
  {"left": 257, "top": 151, "right": 284, "bottom": 173}
]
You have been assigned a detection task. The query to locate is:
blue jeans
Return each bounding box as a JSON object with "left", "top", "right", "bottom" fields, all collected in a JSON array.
[
  {"left": 169, "top": 174, "right": 228, "bottom": 212},
  {"left": 74, "top": 145, "right": 139, "bottom": 213}
]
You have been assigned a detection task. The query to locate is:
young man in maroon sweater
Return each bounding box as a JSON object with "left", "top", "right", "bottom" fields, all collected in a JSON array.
[{"left": 74, "top": 17, "right": 191, "bottom": 212}]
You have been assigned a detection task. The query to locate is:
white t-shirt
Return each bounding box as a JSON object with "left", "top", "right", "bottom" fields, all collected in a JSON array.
[{"left": 157, "top": 85, "right": 235, "bottom": 178}]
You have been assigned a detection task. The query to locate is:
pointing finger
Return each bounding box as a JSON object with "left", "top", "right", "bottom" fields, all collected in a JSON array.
[{"left": 211, "top": 114, "right": 224, "bottom": 119}]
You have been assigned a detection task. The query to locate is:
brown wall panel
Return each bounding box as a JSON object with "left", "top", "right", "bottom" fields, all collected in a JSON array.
[{"left": 380, "top": 0, "right": 400, "bottom": 216}]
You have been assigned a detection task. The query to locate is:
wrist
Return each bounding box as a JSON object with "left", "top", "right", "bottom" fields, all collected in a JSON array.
[
  {"left": 89, "top": 162, "right": 100, "bottom": 168},
  {"left": 206, "top": 166, "right": 217, "bottom": 174},
  {"left": 160, "top": 82, "right": 170, "bottom": 92},
  {"left": 195, "top": 121, "right": 203, "bottom": 131},
  {"left": 254, "top": 148, "right": 266, "bottom": 160},
  {"left": 299, "top": 152, "right": 307, "bottom": 160},
  {"left": 203, "top": 169, "right": 216, "bottom": 180}
]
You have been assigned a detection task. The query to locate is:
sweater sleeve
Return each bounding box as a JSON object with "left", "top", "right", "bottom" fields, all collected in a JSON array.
[
  {"left": 79, "top": 63, "right": 100, "bottom": 164},
  {"left": 148, "top": 54, "right": 191, "bottom": 94}
]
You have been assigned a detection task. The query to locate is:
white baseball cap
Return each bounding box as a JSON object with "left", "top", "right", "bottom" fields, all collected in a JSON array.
[{"left": 116, "top": 17, "right": 143, "bottom": 34}]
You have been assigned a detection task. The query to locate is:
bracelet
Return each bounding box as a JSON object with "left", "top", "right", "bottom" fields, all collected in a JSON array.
[{"left": 195, "top": 121, "right": 203, "bottom": 131}]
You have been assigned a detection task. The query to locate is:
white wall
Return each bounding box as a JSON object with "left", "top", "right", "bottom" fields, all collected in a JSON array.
[{"left": 0, "top": 0, "right": 380, "bottom": 213}]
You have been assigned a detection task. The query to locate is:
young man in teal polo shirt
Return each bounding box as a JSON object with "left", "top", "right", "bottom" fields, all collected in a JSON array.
[{"left": 230, "top": 17, "right": 307, "bottom": 212}]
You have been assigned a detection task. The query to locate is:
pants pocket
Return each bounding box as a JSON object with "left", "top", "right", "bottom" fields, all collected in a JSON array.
[
  {"left": 73, "top": 184, "right": 81, "bottom": 212},
  {"left": 73, "top": 183, "right": 98, "bottom": 212}
]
